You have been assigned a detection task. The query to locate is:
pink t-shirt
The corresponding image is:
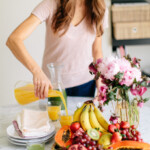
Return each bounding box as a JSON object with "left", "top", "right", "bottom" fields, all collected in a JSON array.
[{"left": 32, "top": 0, "right": 108, "bottom": 88}]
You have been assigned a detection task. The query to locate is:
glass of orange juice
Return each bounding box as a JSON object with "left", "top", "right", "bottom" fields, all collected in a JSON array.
[
  {"left": 59, "top": 111, "right": 73, "bottom": 127},
  {"left": 47, "top": 100, "right": 61, "bottom": 121}
]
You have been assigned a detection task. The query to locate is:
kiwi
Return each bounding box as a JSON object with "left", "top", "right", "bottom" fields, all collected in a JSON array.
[{"left": 87, "top": 129, "right": 100, "bottom": 141}]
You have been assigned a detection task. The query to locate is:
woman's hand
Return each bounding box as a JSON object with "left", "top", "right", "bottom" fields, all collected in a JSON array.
[{"left": 33, "top": 69, "right": 53, "bottom": 99}]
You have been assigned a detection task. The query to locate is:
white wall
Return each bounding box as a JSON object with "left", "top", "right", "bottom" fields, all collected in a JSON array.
[
  {"left": 0, "top": 0, "right": 150, "bottom": 106},
  {"left": 0, "top": 0, "right": 45, "bottom": 106}
]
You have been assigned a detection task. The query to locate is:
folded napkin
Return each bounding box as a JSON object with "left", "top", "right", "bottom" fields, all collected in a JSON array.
[{"left": 14, "top": 109, "right": 51, "bottom": 137}]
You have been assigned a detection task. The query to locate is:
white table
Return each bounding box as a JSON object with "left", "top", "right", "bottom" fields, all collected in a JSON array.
[{"left": 0, "top": 97, "right": 150, "bottom": 150}]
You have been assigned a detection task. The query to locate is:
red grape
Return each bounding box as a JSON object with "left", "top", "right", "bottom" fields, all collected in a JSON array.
[
  {"left": 86, "top": 136, "right": 91, "bottom": 141},
  {"left": 131, "top": 130, "right": 136, "bottom": 136},
  {"left": 92, "top": 146, "right": 97, "bottom": 150},
  {"left": 88, "top": 146, "right": 93, "bottom": 150},
  {"left": 132, "top": 137, "right": 137, "bottom": 141},
  {"left": 121, "top": 130, "right": 126, "bottom": 135},
  {"left": 128, "top": 136, "right": 132, "bottom": 140},
  {"left": 136, "top": 131, "right": 141, "bottom": 136},
  {"left": 131, "top": 125, "right": 136, "bottom": 129},
  {"left": 90, "top": 141, "right": 96, "bottom": 146},
  {"left": 83, "top": 133, "right": 88, "bottom": 139},
  {"left": 126, "top": 132, "right": 130, "bottom": 138},
  {"left": 80, "top": 138, "right": 86, "bottom": 144}
]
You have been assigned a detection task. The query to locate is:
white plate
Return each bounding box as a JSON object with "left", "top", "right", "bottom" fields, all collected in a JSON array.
[
  {"left": 7, "top": 124, "right": 55, "bottom": 140},
  {"left": 8, "top": 136, "right": 54, "bottom": 146},
  {"left": 7, "top": 131, "right": 55, "bottom": 143}
]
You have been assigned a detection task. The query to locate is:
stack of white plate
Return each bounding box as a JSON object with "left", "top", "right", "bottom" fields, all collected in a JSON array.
[{"left": 6, "top": 124, "right": 56, "bottom": 146}]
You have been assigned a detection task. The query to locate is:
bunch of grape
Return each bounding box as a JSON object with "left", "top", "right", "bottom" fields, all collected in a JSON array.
[
  {"left": 120, "top": 125, "right": 143, "bottom": 142},
  {"left": 72, "top": 133, "right": 103, "bottom": 150}
]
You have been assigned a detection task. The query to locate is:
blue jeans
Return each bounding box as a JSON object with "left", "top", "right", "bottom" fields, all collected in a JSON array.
[{"left": 66, "top": 80, "right": 96, "bottom": 97}]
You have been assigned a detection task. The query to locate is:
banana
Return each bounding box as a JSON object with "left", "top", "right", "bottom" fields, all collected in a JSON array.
[
  {"left": 94, "top": 106, "right": 109, "bottom": 131},
  {"left": 80, "top": 104, "right": 92, "bottom": 131},
  {"left": 89, "top": 105, "right": 106, "bottom": 133},
  {"left": 73, "top": 103, "right": 86, "bottom": 122}
]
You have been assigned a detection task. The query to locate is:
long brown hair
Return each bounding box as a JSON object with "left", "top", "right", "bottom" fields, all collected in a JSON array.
[{"left": 51, "top": 0, "right": 106, "bottom": 36}]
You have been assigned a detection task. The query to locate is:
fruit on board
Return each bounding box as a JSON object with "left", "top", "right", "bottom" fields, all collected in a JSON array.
[
  {"left": 55, "top": 125, "right": 73, "bottom": 147},
  {"left": 87, "top": 128, "right": 100, "bottom": 141},
  {"left": 108, "top": 124, "right": 117, "bottom": 133},
  {"left": 120, "top": 121, "right": 130, "bottom": 129},
  {"left": 73, "top": 103, "right": 86, "bottom": 122},
  {"left": 89, "top": 105, "right": 106, "bottom": 132},
  {"left": 109, "top": 141, "right": 150, "bottom": 150},
  {"left": 68, "top": 144, "right": 87, "bottom": 150},
  {"left": 111, "top": 132, "right": 122, "bottom": 144},
  {"left": 80, "top": 105, "right": 92, "bottom": 131},
  {"left": 70, "top": 122, "right": 80, "bottom": 133},
  {"left": 93, "top": 105, "right": 109, "bottom": 130},
  {"left": 98, "top": 133, "right": 112, "bottom": 146}
]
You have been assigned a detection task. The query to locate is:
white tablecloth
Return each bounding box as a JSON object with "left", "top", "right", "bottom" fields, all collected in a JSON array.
[{"left": 0, "top": 97, "right": 150, "bottom": 150}]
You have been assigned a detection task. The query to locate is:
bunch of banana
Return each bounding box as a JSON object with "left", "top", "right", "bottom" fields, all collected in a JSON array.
[{"left": 73, "top": 101, "right": 109, "bottom": 132}]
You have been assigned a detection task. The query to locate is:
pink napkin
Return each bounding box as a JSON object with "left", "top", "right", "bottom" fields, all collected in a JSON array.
[{"left": 14, "top": 109, "right": 51, "bottom": 137}]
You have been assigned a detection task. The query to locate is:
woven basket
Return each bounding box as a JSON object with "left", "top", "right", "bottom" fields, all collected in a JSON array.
[
  {"left": 113, "top": 21, "right": 150, "bottom": 40},
  {"left": 112, "top": 3, "right": 150, "bottom": 23}
]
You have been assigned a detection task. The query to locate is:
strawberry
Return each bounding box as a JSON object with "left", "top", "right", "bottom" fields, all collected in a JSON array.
[
  {"left": 120, "top": 121, "right": 130, "bottom": 129},
  {"left": 108, "top": 124, "right": 117, "bottom": 133},
  {"left": 111, "top": 132, "right": 122, "bottom": 144}
]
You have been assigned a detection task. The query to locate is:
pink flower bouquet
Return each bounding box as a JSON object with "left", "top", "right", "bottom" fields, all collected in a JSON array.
[{"left": 89, "top": 55, "right": 150, "bottom": 110}]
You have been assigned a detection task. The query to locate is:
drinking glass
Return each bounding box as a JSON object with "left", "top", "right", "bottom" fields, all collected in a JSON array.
[
  {"left": 47, "top": 100, "right": 61, "bottom": 121},
  {"left": 26, "top": 141, "right": 45, "bottom": 150},
  {"left": 59, "top": 111, "right": 73, "bottom": 127}
]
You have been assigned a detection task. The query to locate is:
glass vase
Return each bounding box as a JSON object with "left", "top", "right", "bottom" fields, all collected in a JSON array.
[{"left": 115, "top": 100, "right": 139, "bottom": 127}]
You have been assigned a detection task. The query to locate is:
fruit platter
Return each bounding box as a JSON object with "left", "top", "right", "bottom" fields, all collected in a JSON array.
[
  {"left": 52, "top": 100, "right": 150, "bottom": 150},
  {"left": 52, "top": 56, "right": 150, "bottom": 150}
]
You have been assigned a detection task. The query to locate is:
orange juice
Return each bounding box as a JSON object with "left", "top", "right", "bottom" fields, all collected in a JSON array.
[
  {"left": 47, "top": 106, "right": 61, "bottom": 121},
  {"left": 60, "top": 115, "right": 73, "bottom": 127},
  {"left": 14, "top": 83, "right": 68, "bottom": 115}
]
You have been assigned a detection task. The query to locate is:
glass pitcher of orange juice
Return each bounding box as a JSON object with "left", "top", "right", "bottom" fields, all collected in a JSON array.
[
  {"left": 14, "top": 81, "right": 68, "bottom": 115},
  {"left": 47, "top": 63, "right": 67, "bottom": 110}
]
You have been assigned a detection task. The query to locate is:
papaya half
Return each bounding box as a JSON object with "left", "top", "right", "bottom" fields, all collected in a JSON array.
[
  {"left": 109, "top": 141, "right": 150, "bottom": 150},
  {"left": 55, "top": 125, "right": 73, "bottom": 148}
]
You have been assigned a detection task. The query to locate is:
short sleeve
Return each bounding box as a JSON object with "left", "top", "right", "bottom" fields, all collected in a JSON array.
[
  {"left": 31, "top": 0, "right": 53, "bottom": 22},
  {"left": 103, "top": 8, "right": 109, "bottom": 29}
]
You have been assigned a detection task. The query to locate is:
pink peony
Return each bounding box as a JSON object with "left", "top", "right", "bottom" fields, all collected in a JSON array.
[
  {"left": 96, "top": 58, "right": 103, "bottom": 64},
  {"left": 98, "top": 57, "right": 120, "bottom": 81},
  {"left": 132, "top": 67, "right": 142, "bottom": 82},
  {"left": 138, "top": 87, "right": 147, "bottom": 96},
  {"left": 109, "top": 115, "right": 119, "bottom": 124},
  {"left": 118, "top": 58, "right": 132, "bottom": 72},
  {"left": 137, "top": 101, "right": 144, "bottom": 108},
  {"left": 98, "top": 86, "right": 108, "bottom": 103},
  {"left": 130, "top": 88, "right": 139, "bottom": 96},
  {"left": 131, "top": 86, "right": 147, "bottom": 96},
  {"left": 119, "top": 70, "right": 135, "bottom": 86},
  {"left": 89, "top": 63, "right": 97, "bottom": 74}
]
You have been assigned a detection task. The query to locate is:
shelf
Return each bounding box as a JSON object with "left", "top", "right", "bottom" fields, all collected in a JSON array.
[
  {"left": 112, "top": 0, "right": 148, "bottom": 4},
  {"left": 111, "top": 0, "right": 150, "bottom": 51},
  {"left": 112, "top": 38, "right": 150, "bottom": 47}
]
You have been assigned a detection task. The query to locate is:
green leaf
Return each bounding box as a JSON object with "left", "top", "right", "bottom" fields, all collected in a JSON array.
[
  {"left": 143, "top": 98, "right": 150, "bottom": 103},
  {"left": 115, "top": 72, "right": 124, "bottom": 79},
  {"left": 140, "top": 81, "right": 147, "bottom": 87}
]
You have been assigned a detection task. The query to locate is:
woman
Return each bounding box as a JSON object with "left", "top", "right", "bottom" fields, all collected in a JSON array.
[{"left": 6, "top": 0, "right": 108, "bottom": 99}]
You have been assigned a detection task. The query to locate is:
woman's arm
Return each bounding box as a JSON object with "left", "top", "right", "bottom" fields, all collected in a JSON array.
[
  {"left": 6, "top": 14, "right": 52, "bottom": 99},
  {"left": 92, "top": 36, "right": 103, "bottom": 96}
]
